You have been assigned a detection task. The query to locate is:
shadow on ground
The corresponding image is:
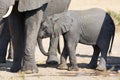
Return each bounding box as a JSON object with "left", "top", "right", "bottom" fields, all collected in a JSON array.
[
  {"left": 0, "top": 60, "right": 12, "bottom": 71},
  {"left": 76, "top": 53, "right": 120, "bottom": 71},
  {"left": 0, "top": 54, "right": 120, "bottom": 77}
]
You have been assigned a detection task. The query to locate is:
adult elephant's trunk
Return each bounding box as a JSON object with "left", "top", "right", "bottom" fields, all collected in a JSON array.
[
  {"left": 37, "top": 37, "right": 49, "bottom": 56},
  {"left": 2, "top": 5, "right": 13, "bottom": 18}
]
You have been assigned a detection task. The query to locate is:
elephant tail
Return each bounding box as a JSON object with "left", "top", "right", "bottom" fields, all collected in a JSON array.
[{"left": 108, "top": 22, "right": 115, "bottom": 55}]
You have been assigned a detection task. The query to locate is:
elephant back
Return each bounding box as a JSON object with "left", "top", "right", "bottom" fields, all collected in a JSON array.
[{"left": 43, "top": 0, "right": 71, "bottom": 20}]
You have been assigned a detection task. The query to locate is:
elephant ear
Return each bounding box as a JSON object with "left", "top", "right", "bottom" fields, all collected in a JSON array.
[
  {"left": 61, "top": 21, "right": 71, "bottom": 33},
  {"left": 60, "top": 16, "right": 73, "bottom": 33},
  {"left": 52, "top": 14, "right": 73, "bottom": 36},
  {"left": 0, "top": 0, "right": 15, "bottom": 20}
]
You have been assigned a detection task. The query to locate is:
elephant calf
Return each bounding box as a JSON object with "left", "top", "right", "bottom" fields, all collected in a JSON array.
[{"left": 39, "top": 8, "right": 115, "bottom": 71}]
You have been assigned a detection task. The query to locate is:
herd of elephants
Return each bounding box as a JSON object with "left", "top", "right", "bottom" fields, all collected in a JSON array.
[{"left": 0, "top": 0, "right": 116, "bottom": 74}]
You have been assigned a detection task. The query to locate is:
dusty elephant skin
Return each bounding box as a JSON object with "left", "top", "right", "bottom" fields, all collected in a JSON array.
[
  {"left": 39, "top": 8, "right": 115, "bottom": 71},
  {"left": 0, "top": 0, "right": 71, "bottom": 74}
]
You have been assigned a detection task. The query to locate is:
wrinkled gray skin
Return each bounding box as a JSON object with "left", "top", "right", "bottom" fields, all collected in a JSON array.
[
  {"left": 0, "top": 0, "right": 71, "bottom": 73},
  {"left": 0, "top": 0, "right": 50, "bottom": 73},
  {"left": 7, "top": 0, "right": 47, "bottom": 73},
  {"left": 39, "top": 8, "right": 115, "bottom": 71}
]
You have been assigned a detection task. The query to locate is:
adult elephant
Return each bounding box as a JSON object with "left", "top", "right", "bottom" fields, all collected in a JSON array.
[{"left": 0, "top": 0, "right": 71, "bottom": 73}]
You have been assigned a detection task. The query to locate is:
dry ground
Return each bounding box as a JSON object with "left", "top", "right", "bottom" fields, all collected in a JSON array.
[{"left": 0, "top": 0, "right": 120, "bottom": 80}]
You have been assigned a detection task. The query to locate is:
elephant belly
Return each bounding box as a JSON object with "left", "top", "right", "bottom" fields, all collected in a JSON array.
[
  {"left": 79, "top": 28, "right": 100, "bottom": 45},
  {"left": 79, "top": 36, "right": 97, "bottom": 45}
]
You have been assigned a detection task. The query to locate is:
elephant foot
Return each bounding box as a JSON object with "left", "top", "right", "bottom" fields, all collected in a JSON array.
[
  {"left": 10, "top": 62, "right": 21, "bottom": 72},
  {"left": 46, "top": 55, "right": 59, "bottom": 65},
  {"left": 21, "top": 61, "right": 38, "bottom": 74},
  {"left": 57, "top": 63, "right": 68, "bottom": 70},
  {"left": 21, "top": 68, "right": 38, "bottom": 74},
  {"left": 87, "top": 63, "right": 97, "bottom": 69},
  {"left": 96, "top": 57, "right": 106, "bottom": 71},
  {"left": 96, "top": 65, "right": 106, "bottom": 71},
  {"left": 68, "top": 66, "right": 79, "bottom": 71}
]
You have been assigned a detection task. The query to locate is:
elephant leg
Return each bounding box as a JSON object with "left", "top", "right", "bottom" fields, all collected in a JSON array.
[
  {"left": 21, "top": 9, "right": 43, "bottom": 73},
  {"left": 46, "top": 37, "right": 59, "bottom": 65},
  {"left": 96, "top": 36, "right": 111, "bottom": 71},
  {"left": 66, "top": 37, "right": 78, "bottom": 71},
  {"left": 96, "top": 50, "right": 107, "bottom": 71},
  {"left": 0, "top": 18, "right": 10, "bottom": 63},
  {"left": 57, "top": 44, "right": 68, "bottom": 70},
  {"left": 9, "top": 4, "right": 25, "bottom": 72},
  {"left": 96, "top": 43, "right": 110, "bottom": 71},
  {"left": 88, "top": 45, "right": 100, "bottom": 69}
]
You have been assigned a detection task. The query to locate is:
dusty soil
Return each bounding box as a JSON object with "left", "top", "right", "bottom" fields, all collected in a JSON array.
[{"left": 0, "top": 0, "right": 120, "bottom": 80}]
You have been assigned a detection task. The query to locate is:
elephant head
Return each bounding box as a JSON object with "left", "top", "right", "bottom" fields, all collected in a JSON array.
[{"left": 39, "top": 13, "right": 73, "bottom": 38}]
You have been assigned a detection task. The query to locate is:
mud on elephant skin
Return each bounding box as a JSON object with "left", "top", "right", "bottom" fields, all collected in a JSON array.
[
  {"left": 39, "top": 8, "right": 115, "bottom": 71},
  {"left": 0, "top": 0, "right": 71, "bottom": 73}
]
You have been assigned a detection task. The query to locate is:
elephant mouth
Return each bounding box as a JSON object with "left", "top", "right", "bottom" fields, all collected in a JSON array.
[{"left": 2, "top": 5, "right": 13, "bottom": 18}]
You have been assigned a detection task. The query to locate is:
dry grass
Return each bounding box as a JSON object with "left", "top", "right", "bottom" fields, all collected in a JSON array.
[
  {"left": 107, "top": 10, "right": 120, "bottom": 32},
  {"left": 107, "top": 10, "right": 120, "bottom": 25}
]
